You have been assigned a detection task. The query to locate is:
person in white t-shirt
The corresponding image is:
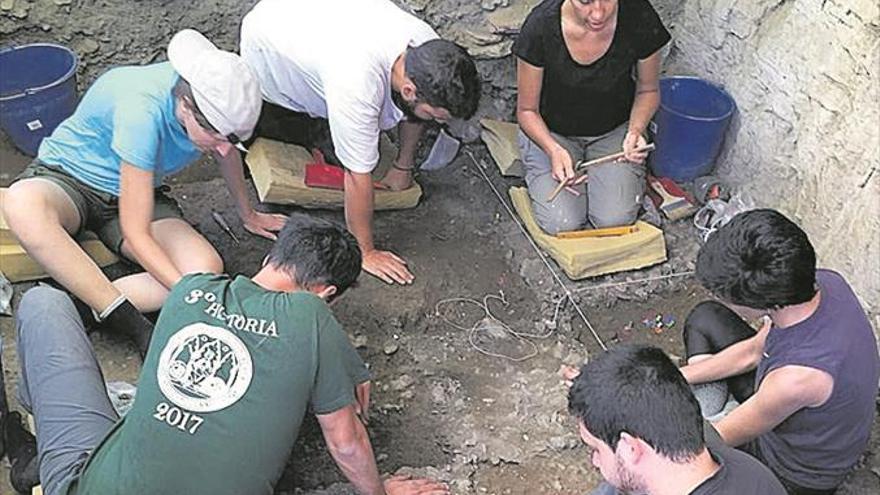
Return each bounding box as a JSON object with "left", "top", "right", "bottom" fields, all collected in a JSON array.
[{"left": 240, "top": 0, "right": 481, "bottom": 285}]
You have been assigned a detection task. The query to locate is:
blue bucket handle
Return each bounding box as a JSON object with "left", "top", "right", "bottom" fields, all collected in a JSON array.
[{"left": 0, "top": 43, "right": 78, "bottom": 101}]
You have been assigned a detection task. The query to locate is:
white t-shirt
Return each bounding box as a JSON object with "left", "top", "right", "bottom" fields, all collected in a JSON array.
[{"left": 241, "top": 0, "right": 438, "bottom": 173}]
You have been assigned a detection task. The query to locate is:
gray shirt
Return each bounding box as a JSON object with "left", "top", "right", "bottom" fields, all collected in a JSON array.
[{"left": 691, "top": 444, "right": 786, "bottom": 494}]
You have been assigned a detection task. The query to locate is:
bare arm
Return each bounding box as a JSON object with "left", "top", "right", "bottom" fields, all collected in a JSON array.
[
  {"left": 345, "top": 169, "right": 413, "bottom": 284},
  {"left": 118, "top": 163, "right": 182, "bottom": 289},
  {"left": 395, "top": 120, "right": 425, "bottom": 170},
  {"left": 215, "top": 150, "right": 286, "bottom": 240},
  {"left": 622, "top": 50, "right": 662, "bottom": 163},
  {"left": 714, "top": 366, "right": 834, "bottom": 446},
  {"left": 515, "top": 58, "right": 574, "bottom": 183},
  {"left": 318, "top": 404, "right": 384, "bottom": 495},
  {"left": 680, "top": 320, "right": 770, "bottom": 384},
  {"left": 380, "top": 121, "right": 424, "bottom": 191},
  {"left": 344, "top": 170, "right": 377, "bottom": 253}
]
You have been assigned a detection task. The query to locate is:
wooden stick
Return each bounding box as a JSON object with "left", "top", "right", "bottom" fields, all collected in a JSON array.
[
  {"left": 546, "top": 143, "right": 656, "bottom": 202},
  {"left": 556, "top": 224, "right": 638, "bottom": 239}
]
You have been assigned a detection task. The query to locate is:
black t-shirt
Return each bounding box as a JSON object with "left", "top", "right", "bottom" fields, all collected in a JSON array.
[
  {"left": 513, "top": 0, "right": 671, "bottom": 136},
  {"left": 691, "top": 445, "right": 787, "bottom": 495}
]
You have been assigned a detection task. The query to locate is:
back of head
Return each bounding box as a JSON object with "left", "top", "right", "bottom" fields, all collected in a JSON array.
[
  {"left": 568, "top": 345, "right": 704, "bottom": 462},
  {"left": 266, "top": 214, "right": 362, "bottom": 296},
  {"left": 406, "top": 39, "right": 481, "bottom": 119},
  {"left": 696, "top": 208, "right": 817, "bottom": 309}
]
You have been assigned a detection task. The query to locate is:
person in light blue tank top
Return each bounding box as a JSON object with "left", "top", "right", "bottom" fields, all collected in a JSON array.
[
  {"left": 678, "top": 209, "right": 879, "bottom": 494},
  {"left": 2, "top": 30, "right": 287, "bottom": 358}
]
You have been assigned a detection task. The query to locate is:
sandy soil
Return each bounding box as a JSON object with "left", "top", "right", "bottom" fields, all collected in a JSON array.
[{"left": 0, "top": 131, "right": 877, "bottom": 494}]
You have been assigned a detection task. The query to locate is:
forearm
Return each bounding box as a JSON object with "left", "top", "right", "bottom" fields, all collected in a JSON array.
[
  {"left": 680, "top": 338, "right": 761, "bottom": 384},
  {"left": 627, "top": 89, "right": 659, "bottom": 136},
  {"left": 344, "top": 171, "right": 376, "bottom": 252},
  {"left": 396, "top": 120, "right": 425, "bottom": 169},
  {"left": 713, "top": 415, "right": 760, "bottom": 447},
  {"left": 122, "top": 232, "right": 182, "bottom": 289},
  {"left": 517, "top": 109, "right": 564, "bottom": 156},
  {"left": 217, "top": 152, "right": 255, "bottom": 219},
  {"left": 327, "top": 419, "right": 384, "bottom": 495}
]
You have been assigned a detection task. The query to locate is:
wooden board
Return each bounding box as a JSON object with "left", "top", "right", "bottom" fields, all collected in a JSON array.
[
  {"left": 0, "top": 188, "right": 119, "bottom": 282},
  {"left": 245, "top": 136, "right": 422, "bottom": 210},
  {"left": 480, "top": 119, "right": 524, "bottom": 178},
  {"left": 509, "top": 186, "right": 667, "bottom": 279}
]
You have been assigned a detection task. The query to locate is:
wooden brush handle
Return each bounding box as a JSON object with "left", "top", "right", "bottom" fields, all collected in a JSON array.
[{"left": 547, "top": 143, "right": 656, "bottom": 202}]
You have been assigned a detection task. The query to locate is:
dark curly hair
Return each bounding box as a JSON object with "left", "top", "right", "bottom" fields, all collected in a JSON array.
[{"left": 405, "top": 39, "right": 481, "bottom": 119}]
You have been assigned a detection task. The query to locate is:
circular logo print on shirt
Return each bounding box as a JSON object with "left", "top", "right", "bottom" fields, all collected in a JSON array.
[{"left": 157, "top": 323, "right": 253, "bottom": 413}]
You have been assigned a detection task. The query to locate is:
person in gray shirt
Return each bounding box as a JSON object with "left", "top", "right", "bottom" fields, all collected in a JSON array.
[{"left": 566, "top": 344, "right": 785, "bottom": 495}]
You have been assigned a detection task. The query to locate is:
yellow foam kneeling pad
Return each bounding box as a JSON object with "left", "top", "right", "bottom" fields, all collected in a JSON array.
[
  {"left": 245, "top": 137, "right": 422, "bottom": 210},
  {"left": 0, "top": 188, "right": 119, "bottom": 282},
  {"left": 508, "top": 187, "right": 667, "bottom": 279},
  {"left": 480, "top": 119, "right": 524, "bottom": 178}
]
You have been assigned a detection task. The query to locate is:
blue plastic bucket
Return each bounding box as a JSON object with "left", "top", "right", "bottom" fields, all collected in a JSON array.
[
  {"left": 0, "top": 43, "right": 78, "bottom": 156},
  {"left": 649, "top": 77, "right": 736, "bottom": 182}
]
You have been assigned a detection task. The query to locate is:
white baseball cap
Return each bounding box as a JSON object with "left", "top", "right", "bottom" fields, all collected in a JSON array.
[{"left": 168, "top": 29, "right": 261, "bottom": 149}]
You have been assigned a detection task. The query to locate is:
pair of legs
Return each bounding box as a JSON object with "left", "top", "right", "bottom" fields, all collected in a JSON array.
[
  {"left": 14, "top": 286, "right": 119, "bottom": 495},
  {"left": 683, "top": 300, "right": 756, "bottom": 417},
  {"left": 3, "top": 162, "right": 222, "bottom": 314},
  {"left": 682, "top": 301, "right": 837, "bottom": 495},
  {"left": 518, "top": 123, "right": 646, "bottom": 235}
]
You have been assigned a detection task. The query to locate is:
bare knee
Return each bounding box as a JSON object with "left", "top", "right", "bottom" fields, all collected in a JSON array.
[
  {"left": 180, "top": 248, "right": 223, "bottom": 276},
  {"left": 4, "top": 183, "right": 51, "bottom": 230},
  {"left": 3, "top": 181, "right": 75, "bottom": 236}
]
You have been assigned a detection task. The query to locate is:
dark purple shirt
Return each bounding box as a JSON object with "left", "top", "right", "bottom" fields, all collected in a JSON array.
[{"left": 756, "top": 270, "right": 879, "bottom": 489}]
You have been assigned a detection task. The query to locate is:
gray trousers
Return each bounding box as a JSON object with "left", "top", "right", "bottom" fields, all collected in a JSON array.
[
  {"left": 15, "top": 286, "right": 119, "bottom": 495},
  {"left": 518, "top": 124, "right": 646, "bottom": 235}
]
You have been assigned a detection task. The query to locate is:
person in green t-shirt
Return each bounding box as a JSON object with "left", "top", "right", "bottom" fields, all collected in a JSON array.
[{"left": 2, "top": 214, "right": 449, "bottom": 495}]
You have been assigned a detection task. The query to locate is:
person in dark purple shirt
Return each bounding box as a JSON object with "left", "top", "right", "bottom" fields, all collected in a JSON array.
[
  {"left": 567, "top": 345, "right": 785, "bottom": 495},
  {"left": 679, "top": 209, "right": 879, "bottom": 494}
]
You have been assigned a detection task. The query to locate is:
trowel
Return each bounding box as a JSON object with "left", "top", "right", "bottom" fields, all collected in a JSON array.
[{"left": 419, "top": 128, "right": 460, "bottom": 171}]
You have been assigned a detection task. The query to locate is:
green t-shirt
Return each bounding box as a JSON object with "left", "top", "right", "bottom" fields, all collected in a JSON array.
[{"left": 70, "top": 273, "right": 370, "bottom": 495}]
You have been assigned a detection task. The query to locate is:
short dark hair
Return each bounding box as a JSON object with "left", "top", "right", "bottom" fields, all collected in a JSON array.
[
  {"left": 405, "top": 39, "right": 481, "bottom": 119},
  {"left": 172, "top": 77, "right": 217, "bottom": 132},
  {"left": 266, "top": 214, "right": 362, "bottom": 298},
  {"left": 568, "top": 345, "right": 705, "bottom": 462},
  {"left": 696, "top": 209, "right": 817, "bottom": 309}
]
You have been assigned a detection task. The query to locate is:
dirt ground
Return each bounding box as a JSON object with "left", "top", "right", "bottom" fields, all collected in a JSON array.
[{"left": 0, "top": 130, "right": 878, "bottom": 494}]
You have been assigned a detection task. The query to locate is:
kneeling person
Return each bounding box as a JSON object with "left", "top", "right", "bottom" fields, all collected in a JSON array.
[{"left": 12, "top": 214, "right": 447, "bottom": 495}]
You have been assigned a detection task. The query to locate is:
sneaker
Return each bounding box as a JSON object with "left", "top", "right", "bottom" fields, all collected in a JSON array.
[{"left": 3, "top": 411, "right": 39, "bottom": 494}]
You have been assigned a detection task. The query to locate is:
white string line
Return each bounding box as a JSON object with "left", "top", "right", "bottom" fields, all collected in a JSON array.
[
  {"left": 464, "top": 149, "right": 608, "bottom": 351},
  {"left": 435, "top": 292, "right": 555, "bottom": 362},
  {"left": 573, "top": 271, "right": 695, "bottom": 293}
]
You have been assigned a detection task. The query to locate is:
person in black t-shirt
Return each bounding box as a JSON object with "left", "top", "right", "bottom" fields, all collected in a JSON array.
[
  {"left": 513, "top": 0, "right": 670, "bottom": 234},
  {"left": 566, "top": 345, "right": 785, "bottom": 495}
]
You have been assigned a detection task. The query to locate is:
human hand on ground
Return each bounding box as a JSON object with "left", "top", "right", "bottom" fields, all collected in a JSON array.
[
  {"left": 559, "top": 364, "right": 581, "bottom": 388},
  {"left": 549, "top": 145, "right": 576, "bottom": 184},
  {"left": 355, "top": 381, "right": 371, "bottom": 425},
  {"left": 621, "top": 131, "right": 649, "bottom": 164},
  {"left": 362, "top": 249, "right": 414, "bottom": 285},
  {"left": 242, "top": 210, "right": 288, "bottom": 240},
  {"left": 380, "top": 165, "right": 414, "bottom": 191},
  {"left": 384, "top": 475, "right": 450, "bottom": 495}
]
